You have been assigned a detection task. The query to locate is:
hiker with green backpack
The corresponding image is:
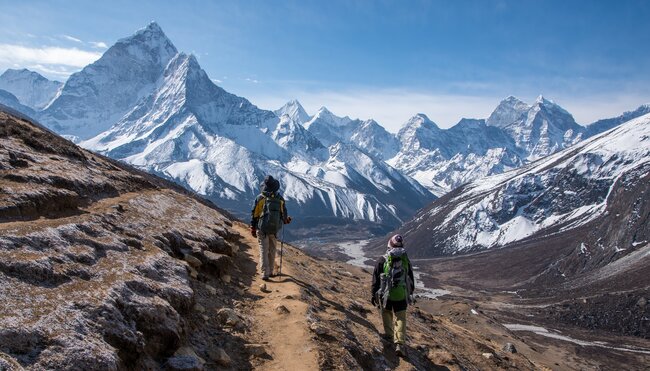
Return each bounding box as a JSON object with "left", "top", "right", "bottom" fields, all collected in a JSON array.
[
  {"left": 250, "top": 175, "right": 292, "bottom": 281},
  {"left": 371, "top": 234, "right": 415, "bottom": 357}
]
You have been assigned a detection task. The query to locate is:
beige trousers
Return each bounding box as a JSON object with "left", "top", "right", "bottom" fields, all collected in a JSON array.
[
  {"left": 257, "top": 231, "right": 277, "bottom": 277},
  {"left": 381, "top": 309, "right": 407, "bottom": 344}
]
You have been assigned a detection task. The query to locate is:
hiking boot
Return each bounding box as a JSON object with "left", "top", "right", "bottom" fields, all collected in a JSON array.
[
  {"left": 262, "top": 276, "right": 270, "bottom": 281},
  {"left": 381, "top": 334, "right": 392, "bottom": 343},
  {"left": 395, "top": 344, "right": 405, "bottom": 357}
]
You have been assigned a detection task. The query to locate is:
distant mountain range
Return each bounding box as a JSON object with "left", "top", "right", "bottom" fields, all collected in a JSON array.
[
  {"left": 375, "top": 112, "right": 650, "bottom": 258},
  {"left": 2, "top": 22, "right": 648, "bottom": 243}
]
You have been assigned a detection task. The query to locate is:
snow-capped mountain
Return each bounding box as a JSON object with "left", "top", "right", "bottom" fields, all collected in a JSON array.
[
  {"left": 486, "top": 95, "right": 584, "bottom": 160},
  {"left": 275, "top": 99, "right": 311, "bottom": 124},
  {"left": 584, "top": 103, "right": 650, "bottom": 138},
  {"left": 39, "top": 22, "right": 178, "bottom": 139},
  {"left": 390, "top": 112, "right": 650, "bottom": 258},
  {"left": 74, "top": 25, "right": 433, "bottom": 240},
  {"left": 10, "top": 21, "right": 647, "bottom": 245},
  {"left": 387, "top": 97, "right": 648, "bottom": 197},
  {"left": 0, "top": 69, "right": 62, "bottom": 110},
  {"left": 387, "top": 114, "right": 525, "bottom": 196},
  {"left": 301, "top": 106, "right": 399, "bottom": 160}
]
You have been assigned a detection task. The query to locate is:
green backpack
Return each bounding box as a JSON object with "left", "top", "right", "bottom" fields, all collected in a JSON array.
[
  {"left": 383, "top": 252, "right": 410, "bottom": 302},
  {"left": 258, "top": 193, "right": 283, "bottom": 235}
]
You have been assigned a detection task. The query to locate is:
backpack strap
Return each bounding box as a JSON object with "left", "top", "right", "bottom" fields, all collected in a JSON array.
[{"left": 252, "top": 194, "right": 266, "bottom": 219}]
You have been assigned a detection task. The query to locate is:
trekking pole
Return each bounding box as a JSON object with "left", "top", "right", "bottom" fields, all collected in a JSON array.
[{"left": 279, "top": 225, "right": 284, "bottom": 276}]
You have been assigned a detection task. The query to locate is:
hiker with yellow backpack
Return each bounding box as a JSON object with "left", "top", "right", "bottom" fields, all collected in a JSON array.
[
  {"left": 250, "top": 175, "right": 292, "bottom": 281},
  {"left": 371, "top": 234, "right": 415, "bottom": 357}
]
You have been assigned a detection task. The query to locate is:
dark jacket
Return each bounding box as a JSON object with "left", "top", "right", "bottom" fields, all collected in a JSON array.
[{"left": 371, "top": 253, "right": 415, "bottom": 312}]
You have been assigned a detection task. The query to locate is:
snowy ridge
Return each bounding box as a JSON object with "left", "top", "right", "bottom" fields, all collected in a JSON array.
[
  {"left": 76, "top": 25, "right": 433, "bottom": 234},
  {"left": 388, "top": 114, "right": 525, "bottom": 196},
  {"left": 10, "top": 22, "right": 649, "bottom": 242},
  {"left": 39, "top": 22, "right": 178, "bottom": 139},
  {"left": 0, "top": 69, "right": 62, "bottom": 110},
  {"left": 275, "top": 99, "right": 311, "bottom": 124},
  {"left": 0, "top": 89, "right": 36, "bottom": 118},
  {"left": 405, "top": 113, "right": 650, "bottom": 254}
]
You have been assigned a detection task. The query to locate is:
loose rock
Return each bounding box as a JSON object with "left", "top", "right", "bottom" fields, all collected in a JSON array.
[
  {"left": 245, "top": 344, "right": 268, "bottom": 357},
  {"left": 216, "top": 308, "right": 241, "bottom": 327},
  {"left": 205, "top": 284, "right": 217, "bottom": 295},
  {"left": 502, "top": 342, "right": 517, "bottom": 353},
  {"left": 310, "top": 322, "right": 329, "bottom": 336},
  {"left": 184, "top": 254, "right": 202, "bottom": 268},
  {"left": 207, "top": 347, "right": 231, "bottom": 367},
  {"left": 275, "top": 304, "right": 290, "bottom": 314}
]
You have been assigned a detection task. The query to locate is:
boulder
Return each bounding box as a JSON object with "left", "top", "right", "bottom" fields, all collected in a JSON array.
[
  {"left": 184, "top": 254, "right": 202, "bottom": 268},
  {"left": 205, "top": 284, "right": 217, "bottom": 295},
  {"left": 245, "top": 344, "right": 268, "bottom": 358},
  {"left": 216, "top": 308, "right": 241, "bottom": 327},
  {"left": 309, "top": 322, "right": 329, "bottom": 336},
  {"left": 200, "top": 251, "right": 231, "bottom": 275},
  {"left": 207, "top": 347, "right": 231, "bottom": 366},
  {"left": 502, "top": 342, "right": 517, "bottom": 353}
]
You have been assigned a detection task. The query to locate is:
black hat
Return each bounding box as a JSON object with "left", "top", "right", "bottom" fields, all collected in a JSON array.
[{"left": 262, "top": 175, "right": 280, "bottom": 192}]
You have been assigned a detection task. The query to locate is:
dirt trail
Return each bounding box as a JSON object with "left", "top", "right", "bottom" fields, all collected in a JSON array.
[{"left": 234, "top": 223, "right": 319, "bottom": 370}]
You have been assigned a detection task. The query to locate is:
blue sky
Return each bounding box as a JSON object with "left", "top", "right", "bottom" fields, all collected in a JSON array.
[{"left": 0, "top": 0, "right": 649, "bottom": 131}]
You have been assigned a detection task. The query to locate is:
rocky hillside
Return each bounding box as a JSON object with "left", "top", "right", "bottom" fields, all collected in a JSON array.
[{"left": 2, "top": 109, "right": 584, "bottom": 370}]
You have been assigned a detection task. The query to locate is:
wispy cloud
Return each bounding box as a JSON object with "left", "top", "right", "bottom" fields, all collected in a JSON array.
[
  {"left": 0, "top": 44, "right": 101, "bottom": 68},
  {"left": 245, "top": 77, "right": 259, "bottom": 84},
  {"left": 61, "top": 35, "right": 82, "bottom": 43},
  {"left": 89, "top": 41, "right": 108, "bottom": 49}
]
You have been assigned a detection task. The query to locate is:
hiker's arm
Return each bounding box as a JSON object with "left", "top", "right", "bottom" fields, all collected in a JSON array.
[
  {"left": 250, "top": 196, "right": 263, "bottom": 229},
  {"left": 408, "top": 258, "right": 415, "bottom": 293},
  {"left": 371, "top": 258, "right": 383, "bottom": 297},
  {"left": 281, "top": 197, "right": 291, "bottom": 224}
]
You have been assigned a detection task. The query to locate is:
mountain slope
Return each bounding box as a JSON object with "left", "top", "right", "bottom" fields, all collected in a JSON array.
[
  {"left": 0, "top": 90, "right": 36, "bottom": 118},
  {"left": 2, "top": 108, "right": 558, "bottom": 371},
  {"left": 388, "top": 114, "right": 525, "bottom": 196},
  {"left": 39, "top": 22, "right": 178, "bottom": 140},
  {"left": 275, "top": 99, "right": 311, "bottom": 124},
  {"left": 0, "top": 69, "right": 62, "bottom": 110},
  {"left": 302, "top": 107, "right": 399, "bottom": 160},
  {"left": 584, "top": 103, "right": 650, "bottom": 138},
  {"left": 73, "top": 30, "right": 433, "bottom": 240},
  {"left": 387, "top": 112, "right": 650, "bottom": 258},
  {"left": 486, "top": 95, "right": 584, "bottom": 161}
]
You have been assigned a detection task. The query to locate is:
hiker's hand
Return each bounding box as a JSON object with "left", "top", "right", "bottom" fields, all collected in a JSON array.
[
  {"left": 284, "top": 216, "right": 292, "bottom": 224},
  {"left": 371, "top": 296, "right": 378, "bottom": 307},
  {"left": 250, "top": 227, "right": 257, "bottom": 238}
]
